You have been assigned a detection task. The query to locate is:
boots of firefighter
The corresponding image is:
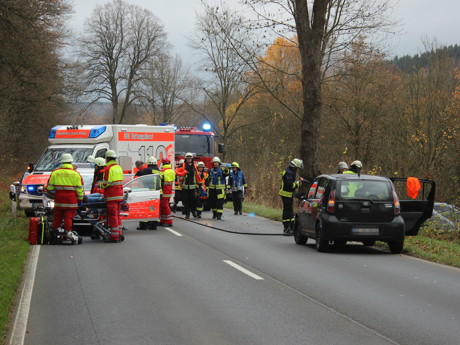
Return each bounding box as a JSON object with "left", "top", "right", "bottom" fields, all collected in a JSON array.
[
  {"left": 137, "top": 221, "right": 148, "bottom": 230},
  {"left": 216, "top": 213, "right": 222, "bottom": 220},
  {"left": 284, "top": 221, "right": 294, "bottom": 236},
  {"left": 192, "top": 210, "right": 197, "bottom": 218},
  {"left": 283, "top": 222, "right": 290, "bottom": 234},
  {"left": 212, "top": 211, "right": 217, "bottom": 219},
  {"left": 109, "top": 228, "right": 120, "bottom": 242},
  {"left": 197, "top": 211, "right": 202, "bottom": 219}
]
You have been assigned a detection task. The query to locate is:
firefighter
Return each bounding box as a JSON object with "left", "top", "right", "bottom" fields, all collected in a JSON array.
[
  {"left": 101, "top": 150, "right": 124, "bottom": 242},
  {"left": 195, "top": 161, "right": 208, "bottom": 218},
  {"left": 337, "top": 161, "right": 348, "bottom": 174},
  {"left": 176, "top": 152, "right": 198, "bottom": 219},
  {"left": 207, "top": 157, "right": 229, "bottom": 220},
  {"left": 228, "top": 162, "right": 247, "bottom": 215},
  {"left": 90, "top": 157, "right": 106, "bottom": 194},
  {"left": 279, "top": 158, "right": 303, "bottom": 235},
  {"left": 344, "top": 160, "right": 362, "bottom": 174},
  {"left": 46, "top": 153, "right": 84, "bottom": 243},
  {"left": 135, "top": 156, "right": 162, "bottom": 230},
  {"left": 173, "top": 158, "right": 185, "bottom": 213},
  {"left": 160, "top": 159, "right": 175, "bottom": 226}
]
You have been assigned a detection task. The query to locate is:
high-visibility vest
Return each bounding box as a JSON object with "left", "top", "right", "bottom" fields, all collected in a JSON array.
[
  {"left": 178, "top": 163, "right": 198, "bottom": 190},
  {"left": 161, "top": 165, "right": 176, "bottom": 198},
  {"left": 46, "top": 163, "right": 84, "bottom": 208},
  {"left": 102, "top": 160, "right": 124, "bottom": 202},
  {"left": 343, "top": 170, "right": 359, "bottom": 196}
]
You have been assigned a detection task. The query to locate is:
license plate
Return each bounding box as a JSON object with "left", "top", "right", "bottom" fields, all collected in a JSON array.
[{"left": 352, "top": 227, "right": 379, "bottom": 235}]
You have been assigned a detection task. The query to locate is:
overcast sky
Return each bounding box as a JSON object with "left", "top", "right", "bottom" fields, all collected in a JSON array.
[{"left": 68, "top": 0, "right": 460, "bottom": 60}]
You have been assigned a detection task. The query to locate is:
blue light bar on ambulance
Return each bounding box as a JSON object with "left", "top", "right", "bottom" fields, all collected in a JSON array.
[
  {"left": 202, "top": 122, "right": 212, "bottom": 131},
  {"left": 48, "top": 126, "right": 60, "bottom": 138},
  {"left": 89, "top": 125, "right": 107, "bottom": 138}
]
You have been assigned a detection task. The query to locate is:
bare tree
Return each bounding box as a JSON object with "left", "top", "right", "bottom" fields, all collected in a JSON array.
[
  {"left": 222, "top": 0, "right": 397, "bottom": 179},
  {"left": 189, "top": 3, "right": 259, "bottom": 160},
  {"left": 139, "top": 54, "right": 193, "bottom": 124},
  {"left": 79, "top": 0, "right": 167, "bottom": 124}
]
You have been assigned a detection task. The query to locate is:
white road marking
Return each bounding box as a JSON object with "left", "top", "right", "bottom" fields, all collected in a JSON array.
[
  {"left": 223, "top": 260, "right": 264, "bottom": 280},
  {"left": 9, "top": 245, "right": 40, "bottom": 345},
  {"left": 165, "top": 228, "right": 183, "bottom": 236}
]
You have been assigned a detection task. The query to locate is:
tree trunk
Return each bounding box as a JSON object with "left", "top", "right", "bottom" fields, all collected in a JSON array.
[{"left": 294, "top": 0, "right": 329, "bottom": 180}]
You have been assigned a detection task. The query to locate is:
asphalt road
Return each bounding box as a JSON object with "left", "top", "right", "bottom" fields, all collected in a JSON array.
[{"left": 24, "top": 210, "right": 460, "bottom": 345}]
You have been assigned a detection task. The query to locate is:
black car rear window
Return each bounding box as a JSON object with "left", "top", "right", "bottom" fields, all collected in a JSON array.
[{"left": 337, "top": 180, "right": 392, "bottom": 201}]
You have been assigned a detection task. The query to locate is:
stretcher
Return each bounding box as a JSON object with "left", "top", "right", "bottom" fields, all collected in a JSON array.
[{"left": 75, "top": 198, "right": 127, "bottom": 243}]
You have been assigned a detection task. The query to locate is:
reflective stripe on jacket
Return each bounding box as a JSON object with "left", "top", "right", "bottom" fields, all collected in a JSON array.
[
  {"left": 103, "top": 160, "right": 124, "bottom": 202},
  {"left": 207, "top": 166, "right": 229, "bottom": 189},
  {"left": 46, "top": 163, "right": 84, "bottom": 208},
  {"left": 229, "top": 169, "right": 247, "bottom": 192},
  {"left": 279, "top": 166, "right": 298, "bottom": 198}
]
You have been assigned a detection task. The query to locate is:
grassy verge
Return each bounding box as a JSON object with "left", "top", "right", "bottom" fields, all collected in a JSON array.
[
  {"left": 0, "top": 194, "right": 29, "bottom": 343},
  {"left": 230, "top": 201, "right": 460, "bottom": 268}
]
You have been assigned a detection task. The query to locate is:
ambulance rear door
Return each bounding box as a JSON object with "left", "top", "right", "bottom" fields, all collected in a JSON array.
[{"left": 123, "top": 174, "right": 161, "bottom": 221}]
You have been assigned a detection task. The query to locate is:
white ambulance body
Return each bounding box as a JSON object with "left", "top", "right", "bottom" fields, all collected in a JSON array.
[{"left": 18, "top": 124, "right": 175, "bottom": 216}]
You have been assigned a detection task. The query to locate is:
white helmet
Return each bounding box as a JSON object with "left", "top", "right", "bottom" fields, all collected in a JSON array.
[
  {"left": 87, "top": 155, "right": 95, "bottom": 163},
  {"left": 197, "top": 161, "right": 205, "bottom": 168},
  {"left": 147, "top": 156, "right": 158, "bottom": 165},
  {"left": 60, "top": 153, "right": 74, "bottom": 163},
  {"left": 289, "top": 158, "right": 304, "bottom": 169},
  {"left": 185, "top": 152, "right": 194, "bottom": 159},
  {"left": 337, "top": 161, "right": 348, "bottom": 170},
  {"left": 105, "top": 150, "right": 117, "bottom": 159},
  {"left": 93, "top": 157, "right": 106, "bottom": 167},
  {"left": 212, "top": 157, "right": 221, "bottom": 163},
  {"left": 179, "top": 159, "right": 184, "bottom": 165},
  {"left": 351, "top": 160, "right": 362, "bottom": 169}
]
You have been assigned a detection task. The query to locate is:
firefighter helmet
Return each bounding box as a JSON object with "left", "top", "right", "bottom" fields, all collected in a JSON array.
[
  {"left": 212, "top": 157, "right": 221, "bottom": 163},
  {"left": 93, "top": 157, "right": 106, "bottom": 167},
  {"left": 351, "top": 160, "right": 362, "bottom": 169},
  {"left": 179, "top": 159, "right": 184, "bottom": 165},
  {"left": 87, "top": 155, "right": 95, "bottom": 163},
  {"left": 185, "top": 152, "right": 194, "bottom": 159},
  {"left": 197, "top": 161, "right": 205, "bottom": 168},
  {"left": 289, "top": 158, "right": 304, "bottom": 169},
  {"left": 231, "top": 162, "right": 239, "bottom": 168},
  {"left": 337, "top": 161, "right": 348, "bottom": 170},
  {"left": 147, "top": 156, "right": 158, "bottom": 165},
  {"left": 105, "top": 150, "right": 117, "bottom": 159},
  {"left": 60, "top": 153, "right": 73, "bottom": 163}
]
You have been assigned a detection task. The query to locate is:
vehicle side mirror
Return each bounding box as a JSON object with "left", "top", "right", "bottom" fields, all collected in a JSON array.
[
  {"left": 123, "top": 187, "right": 132, "bottom": 194},
  {"left": 218, "top": 143, "right": 225, "bottom": 154},
  {"left": 28, "top": 163, "right": 34, "bottom": 173}
]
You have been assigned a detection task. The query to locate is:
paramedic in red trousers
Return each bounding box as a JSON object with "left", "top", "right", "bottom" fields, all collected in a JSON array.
[
  {"left": 279, "top": 158, "right": 303, "bottom": 236},
  {"left": 101, "top": 150, "right": 124, "bottom": 242},
  {"left": 46, "top": 153, "right": 84, "bottom": 242},
  {"left": 90, "top": 157, "right": 106, "bottom": 194},
  {"left": 135, "top": 156, "right": 162, "bottom": 230},
  {"left": 207, "top": 157, "right": 229, "bottom": 220},
  {"left": 228, "top": 162, "right": 247, "bottom": 215},
  {"left": 176, "top": 152, "right": 198, "bottom": 219},
  {"left": 160, "top": 159, "right": 175, "bottom": 226}
]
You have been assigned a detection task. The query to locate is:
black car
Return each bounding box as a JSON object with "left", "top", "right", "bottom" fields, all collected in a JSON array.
[{"left": 293, "top": 174, "right": 435, "bottom": 254}]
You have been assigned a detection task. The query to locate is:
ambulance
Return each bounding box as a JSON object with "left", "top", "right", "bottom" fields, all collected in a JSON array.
[{"left": 16, "top": 124, "right": 175, "bottom": 216}]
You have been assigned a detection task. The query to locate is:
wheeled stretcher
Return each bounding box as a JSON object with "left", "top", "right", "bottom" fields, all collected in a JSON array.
[{"left": 74, "top": 198, "right": 127, "bottom": 243}]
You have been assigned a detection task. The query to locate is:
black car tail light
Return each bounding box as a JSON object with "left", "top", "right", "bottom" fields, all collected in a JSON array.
[
  {"left": 327, "top": 190, "right": 336, "bottom": 214},
  {"left": 393, "top": 191, "right": 400, "bottom": 215}
]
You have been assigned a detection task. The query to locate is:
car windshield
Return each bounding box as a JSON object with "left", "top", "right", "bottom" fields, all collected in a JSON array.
[
  {"left": 337, "top": 180, "right": 392, "bottom": 201},
  {"left": 175, "top": 134, "right": 214, "bottom": 157},
  {"left": 124, "top": 174, "right": 161, "bottom": 191},
  {"left": 35, "top": 147, "right": 94, "bottom": 172}
]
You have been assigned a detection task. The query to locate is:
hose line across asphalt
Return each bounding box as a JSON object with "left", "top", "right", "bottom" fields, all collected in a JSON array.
[{"left": 172, "top": 214, "right": 285, "bottom": 236}]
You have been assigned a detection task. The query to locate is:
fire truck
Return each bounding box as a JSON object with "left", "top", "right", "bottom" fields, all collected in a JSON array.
[
  {"left": 174, "top": 123, "right": 223, "bottom": 169},
  {"left": 13, "top": 124, "right": 175, "bottom": 216}
]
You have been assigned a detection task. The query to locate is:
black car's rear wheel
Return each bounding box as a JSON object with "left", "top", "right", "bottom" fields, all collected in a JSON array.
[
  {"left": 293, "top": 219, "right": 308, "bottom": 245},
  {"left": 388, "top": 240, "right": 404, "bottom": 254},
  {"left": 315, "top": 224, "right": 329, "bottom": 252}
]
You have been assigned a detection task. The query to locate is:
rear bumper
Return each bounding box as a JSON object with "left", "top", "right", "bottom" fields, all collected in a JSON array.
[{"left": 319, "top": 214, "right": 405, "bottom": 242}]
